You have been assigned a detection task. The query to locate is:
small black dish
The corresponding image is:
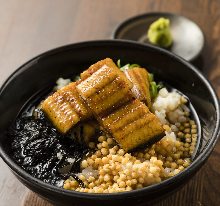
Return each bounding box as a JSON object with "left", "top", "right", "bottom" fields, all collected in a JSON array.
[
  {"left": 113, "top": 12, "right": 205, "bottom": 61},
  {"left": 0, "top": 40, "right": 219, "bottom": 206}
]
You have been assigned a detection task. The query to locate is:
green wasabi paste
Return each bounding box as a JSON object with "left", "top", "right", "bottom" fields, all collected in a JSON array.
[{"left": 147, "top": 18, "right": 173, "bottom": 48}]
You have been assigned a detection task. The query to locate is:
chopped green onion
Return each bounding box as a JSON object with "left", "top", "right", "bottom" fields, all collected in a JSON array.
[
  {"left": 74, "top": 75, "right": 80, "bottom": 81},
  {"left": 120, "top": 64, "right": 130, "bottom": 71},
  {"left": 117, "top": 59, "right": 141, "bottom": 71},
  {"left": 117, "top": 59, "right": 121, "bottom": 68},
  {"left": 157, "top": 82, "right": 163, "bottom": 90},
  {"left": 149, "top": 73, "right": 163, "bottom": 99},
  {"left": 148, "top": 73, "right": 154, "bottom": 82},
  {"left": 129, "top": 64, "right": 141, "bottom": 69},
  {"left": 150, "top": 82, "right": 158, "bottom": 99}
]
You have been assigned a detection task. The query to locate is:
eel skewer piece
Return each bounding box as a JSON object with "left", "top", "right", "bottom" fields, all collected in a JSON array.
[
  {"left": 80, "top": 58, "right": 117, "bottom": 80},
  {"left": 41, "top": 82, "right": 92, "bottom": 133},
  {"left": 76, "top": 58, "right": 134, "bottom": 117},
  {"left": 41, "top": 58, "right": 160, "bottom": 151},
  {"left": 100, "top": 99, "right": 164, "bottom": 152},
  {"left": 124, "top": 67, "right": 151, "bottom": 108},
  {"left": 41, "top": 58, "right": 130, "bottom": 134}
]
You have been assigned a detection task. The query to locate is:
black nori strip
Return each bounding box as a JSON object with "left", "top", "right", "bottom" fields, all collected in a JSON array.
[{"left": 9, "top": 110, "right": 90, "bottom": 186}]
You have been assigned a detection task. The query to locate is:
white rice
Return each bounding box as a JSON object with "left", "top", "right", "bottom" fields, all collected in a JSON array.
[
  {"left": 77, "top": 166, "right": 99, "bottom": 179},
  {"left": 152, "top": 88, "right": 188, "bottom": 125},
  {"left": 57, "top": 152, "right": 63, "bottom": 160},
  {"left": 164, "top": 131, "right": 177, "bottom": 141},
  {"left": 54, "top": 77, "right": 71, "bottom": 90},
  {"left": 56, "top": 180, "right": 64, "bottom": 187},
  {"left": 67, "top": 157, "right": 75, "bottom": 163}
]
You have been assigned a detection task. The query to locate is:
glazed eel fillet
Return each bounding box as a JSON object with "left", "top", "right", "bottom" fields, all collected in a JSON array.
[
  {"left": 42, "top": 58, "right": 133, "bottom": 132},
  {"left": 41, "top": 58, "right": 164, "bottom": 150},
  {"left": 124, "top": 67, "right": 151, "bottom": 108},
  {"left": 101, "top": 100, "right": 164, "bottom": 151},
  {"left": 76, "top": 59, "right": 134, "bottom": 117},
  {"left": 41, "top": 82, "right": 92, "bottom": 133},
  {"left": 81, "top": 59, "right": 151, "bottom": 108}
]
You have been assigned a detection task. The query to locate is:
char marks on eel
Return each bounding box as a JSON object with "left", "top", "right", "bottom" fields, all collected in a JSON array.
[
  {"left": 124, "top": 67, "right": 151, "bottom": 108},
  {"left": 41, "top": 82, "right": 91, "bottom": 133},
  {"left": 101, "top": 99, "right": 164, "bottom": 151},
  {"left": 41, "top": 58, "right": 164, "bottom": 151},
  {"left": 76, "top": 58, "right": 134, "bottom": 117}
]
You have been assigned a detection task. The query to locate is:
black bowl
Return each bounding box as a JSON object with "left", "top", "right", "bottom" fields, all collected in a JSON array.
[{"left": 0, "top": 40, "right": 219, "bottom": 206}]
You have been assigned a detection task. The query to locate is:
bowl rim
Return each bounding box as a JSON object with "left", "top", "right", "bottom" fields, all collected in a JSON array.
[
  {"left": 0, "top": 39, "right": 219, "bottom": 200},
  {"left": 112, "top": 12, "right": 205, "bottom": 62}
]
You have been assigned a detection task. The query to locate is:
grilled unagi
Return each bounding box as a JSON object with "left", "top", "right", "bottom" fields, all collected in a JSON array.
[
  {"left": 80, "top": 58, "right": 117, "bottom": 80},
  {"left": 124, "top": 67, "right": 151, "bottom": 108},
  {"left": 101, "top": 99, "right": 164, "bottom": 151},
  {"left": 41, "top": 58, "right": 163, "bottom": 151},
  {"left": 76, "top": 59, "right": 134, "bottom": 117},
  {"left": 41, "top": 82, "right": 91, "bottom": 133}
]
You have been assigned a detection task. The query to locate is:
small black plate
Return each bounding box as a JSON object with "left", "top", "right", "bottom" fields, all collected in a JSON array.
[{"left": 113, "top": 12, "right": 205, "bottom": 61}]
